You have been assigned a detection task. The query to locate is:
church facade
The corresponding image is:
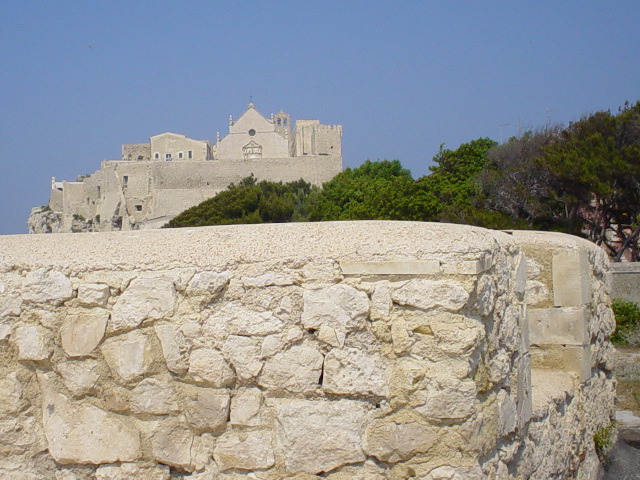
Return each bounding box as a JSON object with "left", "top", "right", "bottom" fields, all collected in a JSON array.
[{"left": 28, "top": 104, "right": 342, "bottom": 233}]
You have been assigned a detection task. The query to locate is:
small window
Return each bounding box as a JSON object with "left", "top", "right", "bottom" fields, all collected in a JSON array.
[
  {"left": 283, "top": 118, "right": 287, "bottom": 126},
  {"left": 165, "top": 153, "right": 172, "bottom": 161},
  {"left": 188, "top": 150, "right": 193, "bottom": 159},
  {"left": 154, "top": 153, "right": 159, "bottom": 159},
  {"left": 122, "top": 176, "right": 128, "bottom": 188},
  {"left": 178, "top": 152, "right": 183, "bottom": 159},
  {"left": 135, "top": 205, "right": 142, "bottom": 211}
]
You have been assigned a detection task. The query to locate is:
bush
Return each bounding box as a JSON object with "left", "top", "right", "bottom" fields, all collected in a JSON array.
[{"left": 611, "top": 298, "right": 640, "bottom": 345}]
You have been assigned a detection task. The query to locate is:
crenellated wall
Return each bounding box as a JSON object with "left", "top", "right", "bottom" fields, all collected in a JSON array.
[{"left": 0, "top": 222, "right": 615, "bottom": 479}]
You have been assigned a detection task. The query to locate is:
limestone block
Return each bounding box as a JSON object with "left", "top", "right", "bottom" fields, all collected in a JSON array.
[
  {"left": 0, "top": 372, "right": 27, "bottom": 414},
  {"left": 302, "top": 284, "right": 369, "bottom": 332},
  {"left": 13, "top": 324, "right": 52, "bottom": 361},
  {"left": 442, "top": 257, "right": 491, "bottom": 275},
  {"left": 528, "top": 307, "right": 588, "bottom": 346},
  {"left": 515, "top": 254, "right": 527, "bottom": 296},
  {"left": 520, "top": 304, "right": 530, "bottom": 353},
  {"left": 391, "top": 279, "right": 469, "bottom": 312},
  {"left": 475, "top": 275, "right": 497, "bottom": 316},
  {"left": 516, "top": 353, "right": 532, "bottom": 430},
  {"left": 101, "top": 330, "right": 154, "bottom": 383},
  {"left": 0, "top": 292, "right": 22, "bottom": 318},
  {"left": 213, "top": 430, "right": 275, "bottom": 472},
  {"left": 186, "top": 271, "right": 230, "bottom": 296},
  {"left": 0, "top": 320, "right": 12, "bottom": 340},
  {"left": 110, "top": 277, "right": 177, "bottom": 332},
  {"left": 317, "top": 324, "right": 346, "bottom": 348},
  {"left": 415, "top": 377, "right": 476, "bottom": 420},
  {"left": 425, "top": 465, "right": 483, "bottom": 480},
  {"left": 524, "top": 280, "right": 549, "bottom": 307},
  {"left": 60, "top": 310, "right": 109, "bottom": 357},
  {"left": 182, "top": 384, "right": 230, "bottom": 434},
  {"left": 40, "top": 381, "right": 141, "bottom": 464},
  {"left": 21, "top": 268, "right": 73, "bottom": 305},
  {"left": 390, "top": 317, "right": 411, "bottom": 354},
  {"left": 188, "top": 347, "right": 235, "bottom": 387},
  {"left": 563, "top": 345, "right": 592, "bottom": 382},
  {"left": 339, "top": 260, "right": 440, "bottom": 275},
  {"left": 222, "top": 335, "right": 263, "bottom": 380},
  {"left": 275, "top": 399, "right": 368, "bottom": 474},
  {"left": 371, "top": 281, "right": 391, "bottom": 320},
  {"left": 204, "top": 303, "right": 284, "bottom": 337},
  {"left": 258, "top": 345, "right": 323, "bottom": 393},
  {"left": 241, "top": 272, "right": 295, "bottom": 287},
  {"left": 149, "top": 417, "right": 194, "bottom": 471},
  {"left": 57, "top": 359, "right": 101, "bottom": 397},
  {"left": 497, "top": 389, "right": 517, "bottom": 436},
  {"left": 552, "top": 250, "right": 591, "bottom": 307},
  {"left": 230, "top": 387, "right": 262, "bottom": 426},
  {"left": 498, "top": 305, "right": 521, "bottom": 353},
  {"left": 130, "top": 378, "right": 179, "bottom": 415},
  {"left": 429, "top": 313, "right": 483, "bottom": 356},
  {"left": 77, "top": 283, "right": 110, "bottom": 307},
  {"left": 488, "top": 350, "right": 512, "bottom": 385},
  {"left": 95, "top": 463, "right": 170, "bottom": 480},
  {"left": 363, "top": 419, "right": 437, "bottom": 463},
  {"left": 154, "top": 323, "right": 187, "bottom": 375},
  {"left": 323, "top": 347, "right": 391, "bottom": 397}
]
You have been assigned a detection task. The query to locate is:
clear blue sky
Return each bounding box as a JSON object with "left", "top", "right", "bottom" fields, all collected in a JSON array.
[{"left": 1, "top": 1, "right": 638, "bottom": 235}]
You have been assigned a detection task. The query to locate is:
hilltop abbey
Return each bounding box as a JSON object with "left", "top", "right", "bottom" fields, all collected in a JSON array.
[{"left": 27, "top": 103, "right": 342, "bottom": 233}]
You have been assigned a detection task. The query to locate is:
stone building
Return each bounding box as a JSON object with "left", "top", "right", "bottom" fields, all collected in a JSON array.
[{"left": 27, "top": 103, "right": 342, "bottom": 233}]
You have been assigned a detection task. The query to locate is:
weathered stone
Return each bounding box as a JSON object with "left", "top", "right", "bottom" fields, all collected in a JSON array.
[
  {"left": 524, "top": 280, "right": 549, "bottom": 307},
  {"left": 0, "top": 292, "right": 22, "bottom": 318},
  {"left": 371, "top": 281, "right": 392, "bottom": 320},
  {"left": 475, "top": 275, "right": 497, "bottom": 316},
  {"left": 552, "top": 250, "right": 591, "bottom": 307},
  {"left": 222, "top": 335, "right": 263, "bottom": 380},
  {"left": 0, "top": 372, "right": 27, "bottom": 414},
  {"left": 415, "top": 377, "right": 476, "bottom": 420},
  {"left": 130, "top": 378, "right": 179, "bottom": 415},
  {"left": 391, "top": 279, "right": 469, "bottom": 312},
  {"left": 186, "top": 271, "right": 231, "bottom": 296},
  {"left": 22, "top": 269, "right": 73, "bottom": 305},
  {"left": 101, "top": 330, "right": 155, "bottom": 383},
  {"left": 39, "top": 377, "right": 141, "bottom": 464},
  {"left": 302, "top": 284, "right": 369, "bottom": 332},
  {"left": 154, "top": 323, "right": 187, "bottom": 375},
  {"left": 149, "top": 417, "right": 194, "bottom": 471},
  {"left": 317, "top": 324, "right": 346, "bottom": 348},
  {"left": 241, "top": 272, "right": 295, "bottom": 287},
  {"left": 213, "top": 430, "right": 275, "bottom": 471},
  {"left": 60, "top": 310, "right": 108, "bottom": 357},
  {"left": 363, "top": 419, "right": 437, "bottom": 463},
  {"left": 13, "top": 324, "right": 52, "bottom": 361},
  {"left": 230, "top": 387, "right": 262, "bottom": 426},
  {"left": 259, "top": 345, "right": 323, "bottom": 393},
  {"left": 77, "top": 283, "right": 110, "bottom": 307},
  {"left": 340, "top": 260, "right": 441, "bottom": 276},
  {"left": 528, "top": 307, "right": 588, "bottom": 346},
  {"left": 111, "top": 277, "right": 177, "bottom": 331},
  {"left": 57, "top": 359, "right": 101, "bottom": 397},
  {"left": 182, "top": 384, "right": 230, "bottom": 434},
  {"left": 429, "top": 313, "right": 483, "bottom": 356},
  {"left": 95, "top": 463, "right": 170, "bottom": 480},
  {"left": 188, "top": 347, "right": 235, "bottom": 387},
  {"left": 0, "top": 320, "right": 11, "bottom": 340},
  {"left": 275, "top": 399, "right": 369, "bottom": 474},
  {"left": 425, "top": 465, "right": 483, "bottom": 480},
  {"left": 323, "top": 347, "right": 391, "bottom": 397},
  {"left": 390, "top": 316, "right": 411, "bottom": 354},
  {"left": 204, "top": 303, "right": 283, "bottom": 337}
]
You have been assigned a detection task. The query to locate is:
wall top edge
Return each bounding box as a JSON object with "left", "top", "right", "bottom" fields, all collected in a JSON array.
[{"left": 1, "top": 221, "right": 524, "bottom": 272}]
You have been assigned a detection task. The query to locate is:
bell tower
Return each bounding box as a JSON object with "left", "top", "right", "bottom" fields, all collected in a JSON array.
[{"left": 273, "top": 110, "right": 290, "bottom": 139}]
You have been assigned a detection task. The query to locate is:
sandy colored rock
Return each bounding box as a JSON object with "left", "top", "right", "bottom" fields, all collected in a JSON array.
[
  {"left": 230, "top": 387, "right": 262, "bottom": 426},
  {"left": 95, "top": 463, "right": 170, "bottom": 480},
  {"left": 415, "top": 377, "right": 477, "bottom": 420},
  {"left": 154, "top": 323, "right": 187, "bottom": 375},
  {"left": 302, "top": 284, "right": 370, "bottom": 332},
  {"left": 130, "top": 378, "right": 179, "bottom": 415},
  {"left": 259, "top": 345, "right": 323, "bottom": 393},
  {"left": 392, "top": 279, "right": 469, "bottom": 312},
  {"left": 213, "top": 430, "right": 275, "bottom": 471},
  {"left": 77, "top": 283, "right": 110, "bottom": 307},
  {"left": 60, "top": 310, "right": 108, "bottom": 357},
  {"left": 222, "top": 335, "right": 263, "bottom": 380},
  {"left": 111, "top": 277, "right": 177, "bottom": 331},
  {"left": 188, "top": 347, "right": 235, "bottom": 387},
  {"left": 182, "top": 384, "right": 230, "bottom": 434},
  {"left": 149, "top": 417, "right": 194, "bottom": 471},
  {"left": 101, "top": 330, "right": 155, "bottom": 383},
  {"left": 13, "top": 324, "right": 52, "bottom": 361},
  {"left": 364, "top": 419, "right": 437, "bottom": 462},
  {"left": 57, "top": 359, "right": 101, "bottom": 397},
  {"left": 186, "top": 271, "right": 230, "bottom": 296},
  {"left": 21, "top": 269, "right": 73, "bottom": 305},
  {"left": 323, "top": 347, "right": 391, "bottom": 397},
  {"left": 204, "top": 303, "right": 284, "bottom": 337}
]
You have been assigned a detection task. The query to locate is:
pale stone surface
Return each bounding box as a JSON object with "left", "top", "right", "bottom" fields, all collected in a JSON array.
[
  {"left": 40, "top": 378, "right": 141, "bottom": 464},
  {"left": 323, "top": 347, "right": 391, "bottom": 397},
  {"left": 528, "top": 307, "right": 588, "bottom": 346},
  {"left": 188, "top": 347, "right": 235, "bottom": 387},
  {"left": 429, "top": 313, "right": 483, "bottom": 356},
  {"left": 552, "top": 250, "right": 591, "bottom": 307},
  {"left": 95, "top": 463, "right": 170, "bottom": 480},
  {"left": 363, "top": 419, "right": 437, "bottom": 462},
  {"left": 154, "top": 323, "right": 187, "bottom": 375},
  {"left": 241, "top": 272, "right": 295, "bottom": 287},
  {"left": 205, "top": 303, "right": 283, "bottom": 337},
  {"left": 497, "top": 389, "right": 517, "bottom": 436},
  {"left": 425, "top": 465, "right": 483, "bottom": 480},
  {"left": 259, "top": 345, "right": 323, "bottom": 393},
  {"left": 13, "top": 324, "right": 52, "bottom": 361},
  {"left": 391, "top": 279, "right": 469, "bottom": 312},
  {"left": 60, "top": 310, "right": 108, "bottom": 357},
  {"left": 22, "top": 269, "right": 73, "bottom": 305},
  {"left": 340, "top": 260, "right": 440, "bottom": 275},
  {"left": 182, "top": 384, "right": 230, "bottom": 434},
  {"left": 149, "top": 417, "right": 194, "bottom": 471},
  {"left": 130, "top": 378, "right": 179, "bottom": 415},
  {"left": 317, "top": 324, "right": 346, "bottom": 348},
  {"left": 186, "top": 271, "right": 231, "bottom": 296},
  {"left": 213, "top": 430, "right": 275, "bottom": 471},
  {"left": 302, "top": 284, "right": 369, "bottom": 332},
  {"left": 370, "top": 281, "right": 391, "bottom": 320},
  {"left": 101, "top": 330, "right": 154, "bottom": 383},
  {"left": 0, "top": 372, "right": 26, "bottom": 414},
  {"left": 111, "top": 277, "right": 176, "bottom": 331},
  {"left": 223, "top": 335, "right": 263, "bottom": 380},
  {"left": 57, "top": 359, "right": 101, "bottom": 397},
  {"left": 0, "top": 292, "right": 22, "bottom": 318},
  {"left": 77, "top": 284, "right": 110, "bottom": 307},
  {"left": 276, "top": 399, "right": 369, "bottom": 474},
  {"left": 230, "top": 387, "right": 262, "bottom": 426},
  {"left": 415, "top": 377, "right": 476, "bottom": 420},
  {"left": 475, "top": 275, "right": 497, "bottom": 316},
  {"left": 524, "top": 280, "right": 549, "bottom": 306}
]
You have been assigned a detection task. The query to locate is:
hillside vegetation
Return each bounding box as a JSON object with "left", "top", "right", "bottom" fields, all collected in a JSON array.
[{"left": 167, "top": 101, "right": 640, "bottom": 261}]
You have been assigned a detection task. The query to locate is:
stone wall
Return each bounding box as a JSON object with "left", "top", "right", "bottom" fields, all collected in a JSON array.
[
  {"left": 610, "top": 262, "right": 640, "bottom": 304},
  {"left": 0, "top": 222, "right": 615, "bottom": 479}
]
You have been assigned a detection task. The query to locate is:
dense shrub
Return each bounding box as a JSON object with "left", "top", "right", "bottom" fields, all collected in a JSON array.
[{"left": 611, "top": 298, "right": 640, "bottom": 345}]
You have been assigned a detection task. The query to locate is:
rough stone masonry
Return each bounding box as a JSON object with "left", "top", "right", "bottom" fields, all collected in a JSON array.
[{"left": 0, "top": 221, "right": 615, "bottom": 479}]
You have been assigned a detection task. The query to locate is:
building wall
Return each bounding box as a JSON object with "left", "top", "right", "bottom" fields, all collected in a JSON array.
[
  {"left": 0, "top": 222, "right": 615, "bottom": 479},
  {"left": 150, "top": 133, "right": 211, "bottom": 162},
  {"left": 121, "top": 143, "right": 151, "bottom": 162}
]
